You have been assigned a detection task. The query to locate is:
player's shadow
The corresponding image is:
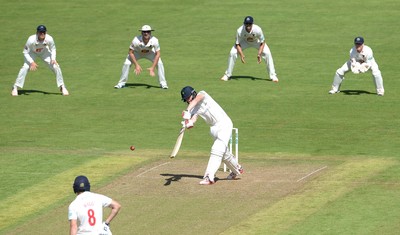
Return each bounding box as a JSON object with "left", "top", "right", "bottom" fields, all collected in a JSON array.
[
  {"left": 125, "top": 83, "right": 160, "bottom": 89},
  {"left": 160, "top": 173, "right": 204, "bottom": 186},
  {"left": 341, "top": 90, "right": 374, "bottom": 95},
  {"left": 19, "top": 89, "right": 60, "bottom": 95},
  {"left": 230, "top": 75, "right": 272, "bottom": 81}
]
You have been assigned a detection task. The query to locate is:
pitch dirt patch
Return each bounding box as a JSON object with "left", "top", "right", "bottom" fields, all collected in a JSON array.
[
  {"left": 6, "top": 156, "right": 336, "bottom": 235},
  {"left": 108, "top": 157, "right": 330, "bottom": 198},
  {"left": 99, "top": 157, "right": 333, "bottom": 234}
]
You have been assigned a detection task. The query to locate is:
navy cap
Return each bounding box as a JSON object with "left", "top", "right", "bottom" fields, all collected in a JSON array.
[
  {"left": 243, "top": 16, "right": 254, "bottom": 24},
  {"left": 37, "top": 25, "right": 47, "bottom": 32},
  {"left": 354, "top": 36, "right": 364, "bottom": 45}
]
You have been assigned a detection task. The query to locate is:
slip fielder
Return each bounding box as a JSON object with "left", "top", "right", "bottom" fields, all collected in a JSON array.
[
  {"left": 220, "top": 16, "right": 278, "bottom": 82},
  {"left": 114, "top": 25, "right": 168, "bottom": 89},
  {"left": 11, "top": 25, "right": 69, "bottom": 96}
]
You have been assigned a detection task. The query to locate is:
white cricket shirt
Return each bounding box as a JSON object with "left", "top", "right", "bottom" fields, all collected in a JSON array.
[
  {"left": 190, "top": 91, "right": 231, "bottom": 127},
  {"left": 68, "top": 191, "right": 112, "bottom": 234},
  {"left": 349, "top": 45, "right": 374, "bottom": 66},
  {"left": 23, "top": 34, "right": 57, "bottom": 63},
  {"left": 130, "top": 35, "right": 160, "bottom": 54},
  {"left": 235, "top": 24, "right": 265, "bottom": 46}
]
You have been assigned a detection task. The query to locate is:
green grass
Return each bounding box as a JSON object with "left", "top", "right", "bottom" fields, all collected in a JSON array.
[{"left": 1, "top": 0, "right": 400, "bottom": 234}]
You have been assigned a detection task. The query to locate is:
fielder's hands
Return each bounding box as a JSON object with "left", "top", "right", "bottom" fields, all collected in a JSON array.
[
  {"left": 257, "top": 54, "right": 262, "bottom": 64},
  {"left": 351, "top": 60, "right": 361, "bottom": 74},
  {"left": 147, "top": 67, "right": 156, "bottom": 76},
  {"left": 29, "top": 62, "right": 38, "bottom": 71},
  {"left": 359, "top": 63, "right": 370, "bottom": 73},
  {"left": 134, "top": 65, "right": 143, "bottom": 75},
  {"left": 240, "top": 55, "right": 246, "bottom": 64},
  {"left": 100, "top": 222, "right": 112, "bottom": 235}
]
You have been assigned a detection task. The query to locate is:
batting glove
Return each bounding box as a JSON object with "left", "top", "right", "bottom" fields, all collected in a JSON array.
[
  {"left": 184, "top": 119, "right": 194, "bottom": 129},
  {"left": 182, "top": 110, "right": 191, "bottom": 120}
]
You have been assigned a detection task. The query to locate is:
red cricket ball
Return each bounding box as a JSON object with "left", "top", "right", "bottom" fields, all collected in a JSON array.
[{"left": 130, "top": 145, "right": 135, "bottom": 151}]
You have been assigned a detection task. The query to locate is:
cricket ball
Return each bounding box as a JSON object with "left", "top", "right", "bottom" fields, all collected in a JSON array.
[{"left": 130, "top": 145, "right": 135, "bottom": 151}]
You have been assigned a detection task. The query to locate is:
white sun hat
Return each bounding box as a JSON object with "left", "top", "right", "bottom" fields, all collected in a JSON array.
[{"left": 139, "top": 25, "right": 154, "bottom": 31}]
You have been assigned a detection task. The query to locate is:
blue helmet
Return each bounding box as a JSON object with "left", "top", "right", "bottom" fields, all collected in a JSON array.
[
  {"left": 36, "top": 25, "right": 47, "bottom": 32},
  {"left": 354, "top": 36, "right": 364, "bottom": 45},
  {"left": 73, "top": 175, "right": 91, "bottom": 193},
  {"left": 181, "top": 86, "right": 197, "bottom": 102},
  {"left": 243, "top": 16, "right": 254, "bottom": 24}
]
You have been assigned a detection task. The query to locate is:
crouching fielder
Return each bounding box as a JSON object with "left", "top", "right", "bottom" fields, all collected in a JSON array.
[
  {"left": 180, "top": 86, "right": 243, "bottom": 185},
  {"left": 11, "top": 25, "right": 69, "bottom": 96},
  {"left": 329, "top": 36, "right": 384, "bottom": 96}
]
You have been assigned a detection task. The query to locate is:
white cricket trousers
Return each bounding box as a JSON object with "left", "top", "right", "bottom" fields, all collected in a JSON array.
[
  {"left": 224, "top": 42, "right": 277, "bottom": 79},
  {"left": 203, "top": 122, "right": 241, "bottom": 182},
  {"left": 117, "top": 52, "right": 167, "bottom": 87},
  {"left": 331, "top": 59, "right": 384, "bottom": 94},
  {"left": 14, "top": 52, "right": 65, "bottom": 88}
]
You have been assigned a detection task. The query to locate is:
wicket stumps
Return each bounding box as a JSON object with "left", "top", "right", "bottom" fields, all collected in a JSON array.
[{"left": 224, "top": 128, "right": 239, "bottom": 172}]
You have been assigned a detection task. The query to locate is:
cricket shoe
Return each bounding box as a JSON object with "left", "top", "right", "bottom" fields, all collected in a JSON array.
[
  {"left": 227, "top": 167, "right": 244, "bottom": 180},
  {"left": 11, "top": 86, "right": 18, "bottom": 96},
  {"left": 328, "top": 89, "right": 340, "bottom": 94},
  {"left": 60, "top": 86, "right": 69, "bottom": 96},
  {"left": 220, "top": 74, "right": 229, "bottom": 81},
  {"left": 270, "top": 75, "right": 279, "bottom": 83},
  {"left": 161, "top": 84, "right": 168, "bottom": 89},
  {"left": 199, "top": 176, "right": 215, "bottom": 185},
  {"left": 114, "top": 83, "right": 125, "bottom": 89}
]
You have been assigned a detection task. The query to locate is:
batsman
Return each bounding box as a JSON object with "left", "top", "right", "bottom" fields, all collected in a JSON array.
[{"left": 180, "top": 86, "right": 243, "bottom": 185}]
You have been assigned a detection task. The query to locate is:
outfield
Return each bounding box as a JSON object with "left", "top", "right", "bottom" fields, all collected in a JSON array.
[{"left": 1, "top": 0, "right": 400, "bottom": 234}]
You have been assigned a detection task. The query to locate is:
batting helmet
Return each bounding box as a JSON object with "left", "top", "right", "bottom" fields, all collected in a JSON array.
[
  {"left": 36, "top": 25, "right": 47, "bottom": 32},
  {"left": 181, "top": 86, "right": 197, "bottom": 102},
  {"left": 73, "top": 175, "right": 91, "bottom": 193},
  {"left": 243, "top": 16, "right": 254, "bottom": 24}
]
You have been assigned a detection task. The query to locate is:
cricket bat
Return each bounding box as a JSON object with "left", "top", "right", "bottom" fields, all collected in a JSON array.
[{"left": 170, "top": 127, "right": 185, "bottom": 158}]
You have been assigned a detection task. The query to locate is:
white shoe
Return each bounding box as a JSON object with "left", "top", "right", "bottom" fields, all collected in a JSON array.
[
  {"left": 199, "top": 176, "right": 214, "bottom": 185},
  {"left": 377, "top": 92, "right": 384, "bottom": 96},
  {"left": 114, "top": 83, "right": 125, "bottom": 89},
  {"left": 11, "top": 86, "right": 18, "bottom": 96},
  {"left": 271, "top": 76, "right": 279, "bottom": 83},
  {"left": 161, "top": 84, "right": 168, "bottom": 89},
  {"left": 328, "top": 89, "right": 339, "bottom": 94},
  {"left": 227, "top": 166, "right": 244, "bottom": 180},
  {"left": 220, "top": 74, "right": 229, "bottom": 81},
  {"left": 60, "top": 86, "right": 69, "bottom": 96}
]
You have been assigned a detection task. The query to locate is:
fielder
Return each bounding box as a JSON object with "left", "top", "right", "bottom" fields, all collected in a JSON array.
[
  {"left": 220, "top": 16, "right": 278, "bottom": 82},
  {"left": 114, "top": 25, "right": 168, "bottom": 89},
  {"left": 68, "top": 175, "right": 121, "bottom": 235},
  {"left": 180, "top": 86, "right": 243, "bottom": 185},
  {"left": 11, "top": 25, "right": 69, "bottom": 96},
  {"left": 329, "top": 36, "right": 385, "bottom": 96}
]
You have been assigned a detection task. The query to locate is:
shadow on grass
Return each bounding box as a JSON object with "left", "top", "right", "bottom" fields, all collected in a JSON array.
[
  {"left": 125, "top": 83, "right": 160, "bottom": 89},
  {"left": 19, "top": 90, "right": 61, "bottom": 95},
  {"left": 160, "top": 173, "right": 203, "bottom": 186},
  {"left": 230, "top": 75, "right": 274, "bottom": 82},
  {"left": 341, "top": 90, "right": 375, "bottom": 95}
]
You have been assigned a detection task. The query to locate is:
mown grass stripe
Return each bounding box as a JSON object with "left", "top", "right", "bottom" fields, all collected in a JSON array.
[
  {"left": 220, "top": 158, "right": 395, "bottom": 235},
  {"left": 0, "top": 156, "right": 145, "bottom": 231}
]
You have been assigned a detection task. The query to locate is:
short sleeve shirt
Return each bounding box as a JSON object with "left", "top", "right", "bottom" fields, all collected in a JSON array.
[{"left": 68, "top": 192, "right": 112, "bottom": 234}]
